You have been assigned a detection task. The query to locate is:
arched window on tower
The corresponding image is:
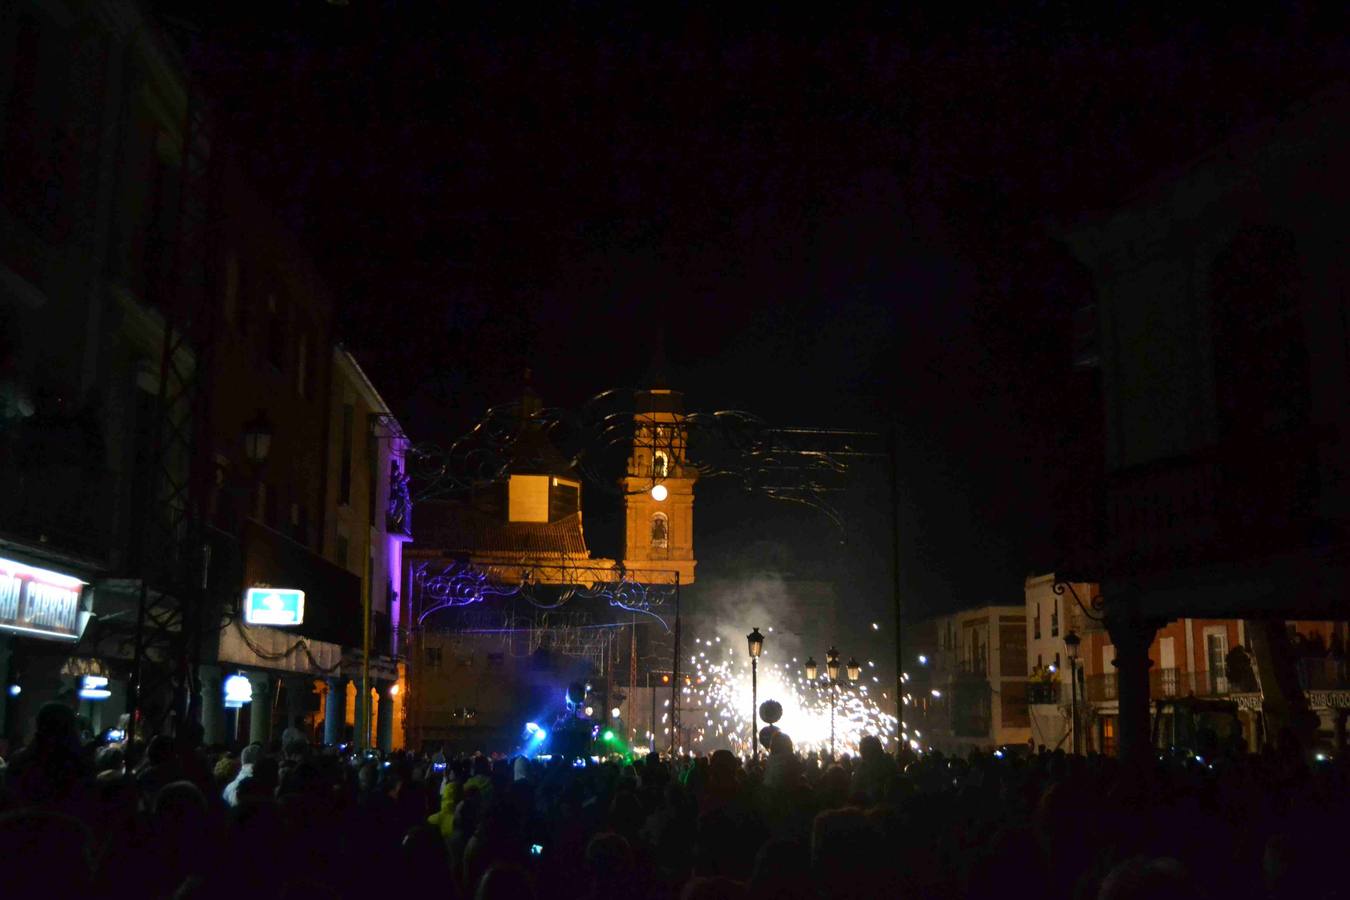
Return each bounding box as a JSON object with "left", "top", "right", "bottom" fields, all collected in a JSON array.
[
  {"left": 651, "top": 513, "right": 669, "bottom": 548},
  {"left": 653, "top": 450, "right": 669, "bottom": 478}
]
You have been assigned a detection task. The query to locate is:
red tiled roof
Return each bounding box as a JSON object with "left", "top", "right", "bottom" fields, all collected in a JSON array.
[{"left": 415, "top": 504, "right": 589, "bottom": 556}]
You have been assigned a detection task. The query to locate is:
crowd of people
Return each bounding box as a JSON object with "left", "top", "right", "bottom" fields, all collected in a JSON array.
[{"left": 1, "top": 701, "right": 1346, "bottom": 900}]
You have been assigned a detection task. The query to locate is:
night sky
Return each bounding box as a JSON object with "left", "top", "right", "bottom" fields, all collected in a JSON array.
[{"left": 158, "top": 2, "right": 1346, "bottom": 619}]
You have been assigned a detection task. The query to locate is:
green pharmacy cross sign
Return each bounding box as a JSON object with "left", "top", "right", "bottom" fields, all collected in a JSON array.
[{"left": 243, "top": 587, "right": 306, "bottom": 627}]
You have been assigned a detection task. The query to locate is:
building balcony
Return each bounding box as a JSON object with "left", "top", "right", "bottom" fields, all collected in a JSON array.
[
  {"left": 1084, "top": 667, "right": 1249, "bottom": 704},
  {"left": 1297, "top": 657, "right": 1350, "bottom": 691},
  {"left": 957, "top": 660, "right": 989, "bottom": 678},
  {"left": 1085, "top": 673, "right": 1118, "bottom": 702},
  {"left": 0, "top": 444, "right": 112, "bottom": 562},
  {"left": 1027, "top": 682, "right": 1061, "bottom": 705},
  {"left": 1063, "top": 426, "right": 1341, "bottom": 580},
  {"left": 1149, "top": 668, "right": 1231, "bottom": 698},
  {"left": 951, "top": 677, "right": 992, "bottom": 738}
]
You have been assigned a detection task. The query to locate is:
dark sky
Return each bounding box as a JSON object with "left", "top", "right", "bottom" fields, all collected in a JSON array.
[{"left": 159, "top": 1, "right": 1346, "bottom": 619}]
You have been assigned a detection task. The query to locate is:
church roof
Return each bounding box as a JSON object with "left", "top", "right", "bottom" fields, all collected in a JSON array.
[{"left": 415, "top": 502, "right": 590, "bottom": 556}]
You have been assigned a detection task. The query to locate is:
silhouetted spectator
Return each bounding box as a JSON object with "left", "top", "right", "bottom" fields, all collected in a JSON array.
[
  {"left": 477, "top": 863, "right": 535, "bottom": 900},
  {"left": 222, "top": 742, "right": 262, "bottom": 807},
  {"left": 0, "top": 808, "right": 94, "bottom": 895},
  {"left": 849, "top": 735, "right": 895, "bottom": 804},
  {"left": 1226, "top": 645, "right": 1258, "bottom": 693},
  {"left": 4, "top": 702, "right": 89, "bottom": 809},
  {"left": 586, "top": 831, "right": 635, "bottom": 900},
  {"left": 749, "top": 838, "right": 814, "bottom": 900},
  {"left": 683, "top": 875, "right": 750, "bottom": 900},
  {"left": 1098, "top": 856, "right": 1195, "bottom": 900}
]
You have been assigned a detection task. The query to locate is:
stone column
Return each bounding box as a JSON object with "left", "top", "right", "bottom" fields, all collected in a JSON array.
[
  {"left": 284, "top": 677, "right": 309, "bottom": 740},
  {"left": 247, "top": 672, "right": 273, "bottom": 748},
  {"left": 198, "top": 665, "right": 225, "bottom": 746},
  {"left": 376, "top": 681, "right": 394, "bottom": 752},
  {"left": 324, "top": 675, "right": 348, "bottom": 747},
  {"left": 1107, "top": 614, "right": 1158, "bottom": 765},
  {"left": 0, "top": 636, "right": 12, "bottom": 743},
  {"left": 355, "top": 681, "right": 370, "bottom": 751}
]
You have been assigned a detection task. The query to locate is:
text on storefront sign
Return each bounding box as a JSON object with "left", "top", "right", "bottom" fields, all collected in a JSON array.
[{"left": 0, "top": 556, "right": 85, "bottom": 639}]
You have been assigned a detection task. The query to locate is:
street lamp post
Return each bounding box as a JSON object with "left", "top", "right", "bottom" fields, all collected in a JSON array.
[
  {"left": 826, "top": 649, "right": 840, "bottom": 758},
  {"left": 747, "top": 628, "right": 764, "bottom": 762},
  {"left": 805, "top": 647, "right": 859, "bottom": 760},
  {"left": 1064, "top": 629, "right": 1081, "bottom": 755}
]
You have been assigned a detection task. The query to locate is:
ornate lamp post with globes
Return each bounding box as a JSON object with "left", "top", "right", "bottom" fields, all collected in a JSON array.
[
  {"left": 804, "top": 647, "right": 860, "bottom": 760},
  {"left": 747, "top": 627, "right": 764, "bottom": 761}
]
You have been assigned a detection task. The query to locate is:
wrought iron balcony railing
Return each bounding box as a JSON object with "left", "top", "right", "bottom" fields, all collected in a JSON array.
[
  {"left": 1083, "top": 667, "right": 1246, "bottom": 704},
  {"left": 1027, "top": 682, "right": 1061, "bottom": 705},
  {"left": 1297, "top": 657, "right": 1350, "bottom": 691},
  {"left": 1085, "top": 673, "right": 1117, "bottom": 702}
]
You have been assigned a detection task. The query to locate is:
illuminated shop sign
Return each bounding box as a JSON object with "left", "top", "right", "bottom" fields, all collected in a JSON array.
[
  {"left": 79, "top": 675, "right": 112, "bottom": 701},
  {"left": 0, "top": 556, "right": 87, "bottom": 641},
  {"left": 243, "top": 587, "right": 305, "bottom": 626},
  {"left": 224, "top": 673, "right": 252, "bottom": 708}
]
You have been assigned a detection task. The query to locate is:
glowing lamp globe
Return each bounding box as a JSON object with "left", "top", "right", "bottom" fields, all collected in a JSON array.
[
  {"left": 1064, "top": 629, "right": 1081, "bottom": 661},
  {"left": 651, "top": 484, "right": 668, "bottom": 501}
]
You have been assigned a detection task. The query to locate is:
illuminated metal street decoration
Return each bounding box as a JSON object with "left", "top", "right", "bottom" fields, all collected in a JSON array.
[
  {"left": 414, "top": 560, "right": 524, "bottom": 624},
  {"left": 414, "top": 559, "right": 672, "bottom": 631},
  {"left": 409, "top": 391, "right": 857, "bottom": 531},
  {"left": 570, "top": 575, "right": 672, "bottom": 631}
]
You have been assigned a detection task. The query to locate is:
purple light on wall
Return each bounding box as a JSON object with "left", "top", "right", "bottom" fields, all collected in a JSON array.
[{"left": 388, "top": 533, "right": 402, "bottom": 633}]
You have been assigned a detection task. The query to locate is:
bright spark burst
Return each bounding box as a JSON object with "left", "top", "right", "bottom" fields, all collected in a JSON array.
[{"left": 678, "top": 634, "right": 898, "bottom": 757}]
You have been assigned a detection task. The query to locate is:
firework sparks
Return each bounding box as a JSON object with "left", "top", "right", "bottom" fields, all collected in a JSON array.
[{"left": 677, "top": 634, "right": 898, "bottom": 757}]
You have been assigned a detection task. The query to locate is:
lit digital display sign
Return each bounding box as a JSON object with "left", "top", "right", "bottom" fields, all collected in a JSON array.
[{"left": 243, "top": 587, "right": 305, "bottom": 626}]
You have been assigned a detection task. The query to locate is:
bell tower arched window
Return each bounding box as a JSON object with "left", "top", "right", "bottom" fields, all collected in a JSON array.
[
  {"left": 651, "top": 513, "right": 669, "bottom": 548},
  {"left": 653, "top": 450, "right": 669, "bottom": 478}
]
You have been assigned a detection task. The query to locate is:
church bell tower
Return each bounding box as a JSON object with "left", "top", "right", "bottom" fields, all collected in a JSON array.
[{"left": 622, "top": 386, "right": 696, "bottom": 585}]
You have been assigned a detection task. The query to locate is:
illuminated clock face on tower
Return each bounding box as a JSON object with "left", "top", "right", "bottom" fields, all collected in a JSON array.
[{"left": 651, "top": 484, "right": 668, "bottom": 501}]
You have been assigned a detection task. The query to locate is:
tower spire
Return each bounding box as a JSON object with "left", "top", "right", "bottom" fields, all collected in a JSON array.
[
  {"left": 645, "top": 327, "right": 671, "bottom": 390},
  {"left": 520, "top": 368, "right": 541, "bottom": 420}
]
